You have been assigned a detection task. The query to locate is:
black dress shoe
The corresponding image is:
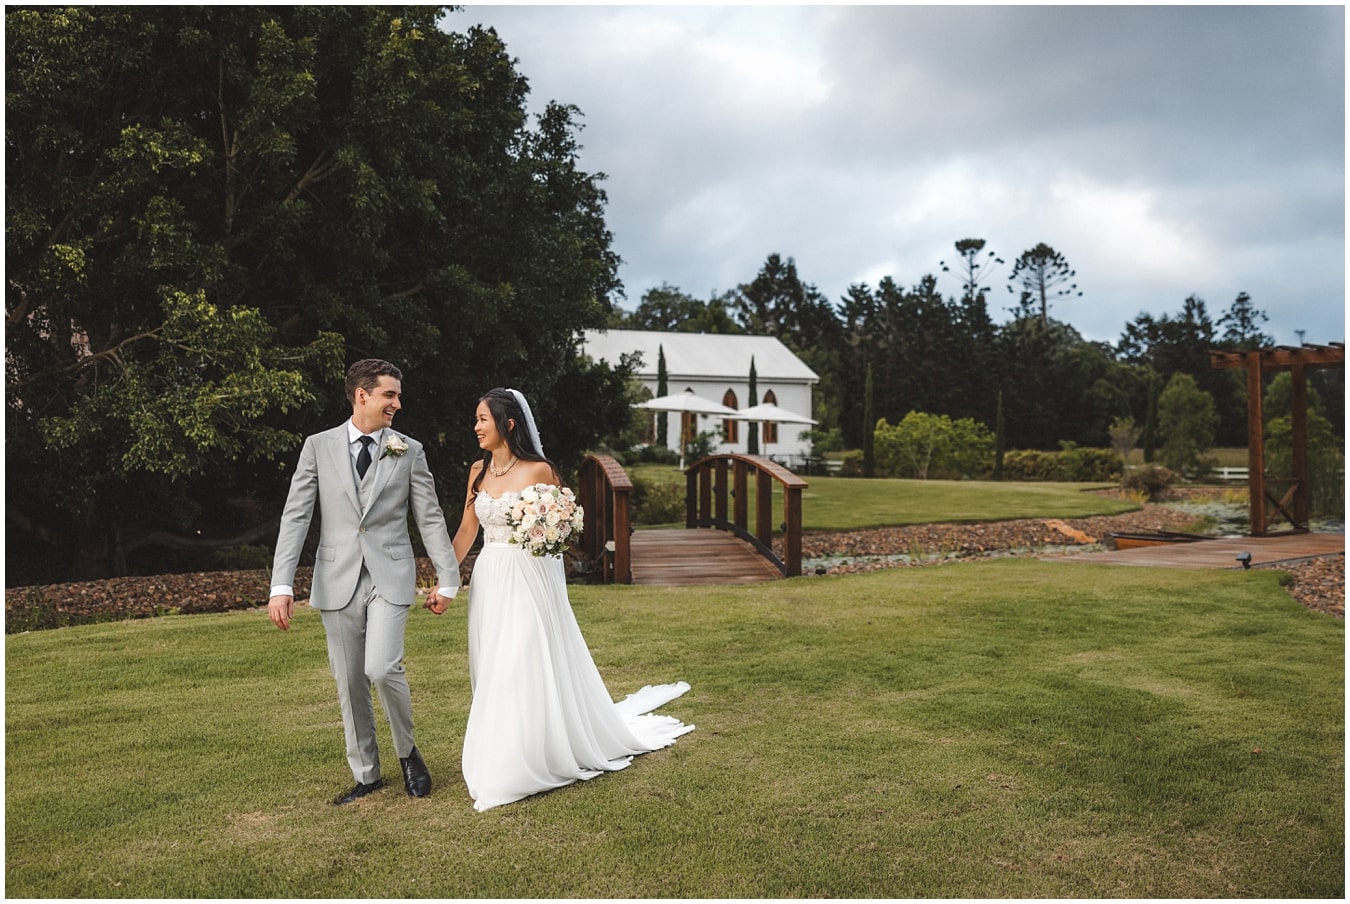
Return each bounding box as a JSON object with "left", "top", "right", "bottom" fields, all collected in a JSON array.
[
  {"left": 400, "top": 746, "right": 432, "bottom": 798},
  {"left": 332, "top": 777, "right": 385, "bottom": 806}
]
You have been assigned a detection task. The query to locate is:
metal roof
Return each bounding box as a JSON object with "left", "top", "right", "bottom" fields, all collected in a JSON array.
[{"left": 581, "top": 329, "right": 819, "bottom": 383}]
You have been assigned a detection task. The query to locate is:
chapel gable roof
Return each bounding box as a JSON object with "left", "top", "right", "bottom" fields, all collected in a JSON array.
[{"left": 582, "top": 329, "right": 819, "bottom": 383}]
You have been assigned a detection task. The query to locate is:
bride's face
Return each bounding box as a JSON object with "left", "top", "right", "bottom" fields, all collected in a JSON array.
[{"left": 474, "top": 401, "right": 510, "bottom": 453}]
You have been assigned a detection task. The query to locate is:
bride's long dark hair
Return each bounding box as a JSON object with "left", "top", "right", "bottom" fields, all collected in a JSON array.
[{"left": 469, "top": 388, "right": 559, "bottom": 501}]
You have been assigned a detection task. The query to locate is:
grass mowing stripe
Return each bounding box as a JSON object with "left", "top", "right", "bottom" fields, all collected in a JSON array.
[{"left": 5, "top": 559, "right": 1342, "bottom": 897}]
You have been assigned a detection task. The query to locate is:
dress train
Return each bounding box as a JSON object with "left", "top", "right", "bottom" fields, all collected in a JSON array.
[{"left": 462, "top": 492, "right": 694, "bottom": 812}]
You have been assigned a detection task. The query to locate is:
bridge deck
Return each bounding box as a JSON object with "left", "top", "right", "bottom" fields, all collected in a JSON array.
[{"left": 629, "top": 528, "right": 783, "bottom": 586}]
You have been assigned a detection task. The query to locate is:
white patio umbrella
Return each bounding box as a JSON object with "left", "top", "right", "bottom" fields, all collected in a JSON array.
[
  {"left": 634, "top": 391, "right": 739, "bottom": 416},
  {"left": 734, "top": 402, "right": 817, "bottom": 425},
  {"left": 733, "top": 402, "right": 817, "bottom": 457},
  {"left": 633, "top": 390, "right": 738, "bottom": 468}
]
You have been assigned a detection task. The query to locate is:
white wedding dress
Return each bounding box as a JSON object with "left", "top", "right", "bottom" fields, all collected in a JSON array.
[{"left": 461, "top": 491, "right": 695, "bottom": 812}]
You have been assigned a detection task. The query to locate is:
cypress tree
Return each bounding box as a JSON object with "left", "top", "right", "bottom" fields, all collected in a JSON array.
[
  {"left": 747, "top": 356, "right": 760, "bottom": 455},
  {"left": 993, "top": 389, "right": 1006, "bottom": 480},
  {"left": 656, "top": 344, "right": 669, "bottom": 448},
  {"left": 862, "top": 362, "right": 875, "bottom": 478},
  {"left": 1142, "top": 368, "right": 1159, "bottom": 463}
]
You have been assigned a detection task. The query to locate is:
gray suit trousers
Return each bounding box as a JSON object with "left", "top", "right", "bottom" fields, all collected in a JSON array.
[{"left": 320, "top": 565, "right": 413, "bottom": 784}]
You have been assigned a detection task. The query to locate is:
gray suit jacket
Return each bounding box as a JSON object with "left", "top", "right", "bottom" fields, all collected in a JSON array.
[{"left": 270, "top": 423, "right": 459, "bottom": 609}]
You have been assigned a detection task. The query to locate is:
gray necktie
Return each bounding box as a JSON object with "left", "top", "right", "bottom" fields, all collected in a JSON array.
[{"left": 356, "top": 435, "right": 374, "bottom": 478}]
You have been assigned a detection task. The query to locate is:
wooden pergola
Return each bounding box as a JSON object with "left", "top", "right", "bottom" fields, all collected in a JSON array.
[{"left": 1209, "top": 342, "right": 1344, "bottom": 536}]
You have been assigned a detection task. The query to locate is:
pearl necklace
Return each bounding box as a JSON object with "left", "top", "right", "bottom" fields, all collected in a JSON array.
[{"left": 489, "top": 455, "right": 518, "bottom": 477}]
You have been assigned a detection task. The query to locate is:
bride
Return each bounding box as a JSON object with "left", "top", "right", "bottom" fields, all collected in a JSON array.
[{"left": 430, "top": 387, "right": 694, "bottom": 812}]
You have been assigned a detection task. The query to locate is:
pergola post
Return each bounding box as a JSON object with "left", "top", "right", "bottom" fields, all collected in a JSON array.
[
  {"left": 1244, "top": 353, "right": 1266, "bottom": 535},
  {"left": 1211, "top": 342, "right": 1343, "bottom": 537}
]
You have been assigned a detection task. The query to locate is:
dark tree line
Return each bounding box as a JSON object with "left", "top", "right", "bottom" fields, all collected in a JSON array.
[
  {"left": 7, "top": 7, "right": 634, "bottom": 583},
  {"left": 611, "top": 244, "right": 1343, "bottom": 457},
  {"left": 8, "top": 8, "right": 1341, "bottom": 584}
]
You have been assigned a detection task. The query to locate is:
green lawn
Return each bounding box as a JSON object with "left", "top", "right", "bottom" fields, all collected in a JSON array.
[
  {"left": 6, "top": 559, "right": 1342, "bottom": 897},
  {"left": 795, "top": 475, "right": 1135, "bottom": 530},
  {"left": 629, "top": 463, "right": 1136, "bottom": 531}
]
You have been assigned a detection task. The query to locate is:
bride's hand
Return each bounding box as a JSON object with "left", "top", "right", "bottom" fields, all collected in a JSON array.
[{"left": 422, "top": 588, "right": 450, "bottom": 615}]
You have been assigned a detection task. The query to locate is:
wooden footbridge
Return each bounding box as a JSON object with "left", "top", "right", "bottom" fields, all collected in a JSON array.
[{"left": 577, "top": 453, "right": 806, "bottom": 586}]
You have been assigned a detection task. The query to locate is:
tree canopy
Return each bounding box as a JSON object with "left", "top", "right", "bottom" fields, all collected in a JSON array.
[
  {"left": 7, "top": 7, "right": 632, "bottom": 581},
  {"left": 10, "top": 8, "right": 1339, "bottom": 583}
]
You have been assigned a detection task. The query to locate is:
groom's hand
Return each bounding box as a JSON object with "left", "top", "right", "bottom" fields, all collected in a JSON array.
[
  {"left": 268, "top": 594, "right": 295, "bottom": 631},
  {"left": 422, "top": 588, "right": 452, "bottom": 616}
]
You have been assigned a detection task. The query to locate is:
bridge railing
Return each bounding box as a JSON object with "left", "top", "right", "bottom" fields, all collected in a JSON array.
[
  {"left": 685, "top": 454, "right": 808, "bottom": 577},
  {"left": 577, "top": 453, "right": 633, "bottom": 584}
]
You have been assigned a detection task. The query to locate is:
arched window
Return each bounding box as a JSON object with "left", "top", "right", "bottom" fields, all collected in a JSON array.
[
  {"left": 721, "top": 389, "right": 739, "bottom": 444},
  {"left": 762, "top": 390, "right": 779, "bottom": 444}
]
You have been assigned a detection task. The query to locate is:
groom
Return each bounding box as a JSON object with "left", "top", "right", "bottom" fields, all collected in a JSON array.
[{"left": 268, "top": 358, "right": 459, "bottom": 805}]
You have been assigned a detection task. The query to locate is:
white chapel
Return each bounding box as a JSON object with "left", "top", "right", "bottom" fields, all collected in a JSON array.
[{"left": 581, "top": 329, "right": 819, "bottom": 464}]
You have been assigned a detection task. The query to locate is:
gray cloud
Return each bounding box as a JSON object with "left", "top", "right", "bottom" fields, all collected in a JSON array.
[{"left": 454, "top": 4, "right": 1344, "bottom": 345}]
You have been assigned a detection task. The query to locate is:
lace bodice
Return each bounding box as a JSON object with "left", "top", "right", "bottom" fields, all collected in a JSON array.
[{"left": 476, "top": 491, "right": 519, "bottom": 544}]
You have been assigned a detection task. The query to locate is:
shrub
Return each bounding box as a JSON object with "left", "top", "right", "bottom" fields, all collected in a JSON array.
[
  {"left": 1158, "top": 373, "right": 1218, "bottom": 475},
  {"left": 628, "top": 443, "right": 679, "bottom": 466},
  {"left": 1122, "top": 464, "right": 1178, "bottom": 501},
  {"left": 1267, "top": 411, "right": 1344, "bottom": 519},
  {"left": 629, "top": 476, "right": 685, "bottom": 525},
  {"left": 805, "top": 426, "right": 845, "bottom": 453},
  {"left": 684, "top": 430, "right": 720, "bottom": 465},
  {"left": 1000, "top": 449, "right": 1059, "bottom": 481},
  {"left": 838, "top": 449, "right": 865, "bottom": 477},
  {"left": 999, "top": 445, "right": 1121, "bottom": 482},
  {"left": 872, "top": 411, "right": 994, "bottom": 479},
  {"left": 1057, "top": 443, "right": 1123, "bottom": 482}
]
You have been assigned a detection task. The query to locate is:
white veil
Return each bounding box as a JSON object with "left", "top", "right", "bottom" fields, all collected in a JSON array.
[{"left": 506, "top": 388, "right": 543, "bottom": 457}]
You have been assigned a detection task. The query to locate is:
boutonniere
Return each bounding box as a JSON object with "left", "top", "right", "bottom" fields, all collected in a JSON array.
[{"left": 381, "top": 435, "right": 409, "bottom": 460}]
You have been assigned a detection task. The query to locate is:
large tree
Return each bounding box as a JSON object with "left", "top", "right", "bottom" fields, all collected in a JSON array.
[
  {"left": 837, "top": 282, "right": 879, "bottom": 449},
  {"left": 1007, "top": 242, "right": 1081, "bottom": 326},
  {"left": 1217, "top": 291, "right": 1273, "bottom": 349},
  {"left": 733, "top": 253, "right": 845, "bottom": 437},
  {"left": 1117, "top": 295, "right": 1248, "bottom": 446},
  {"left": 6, "top": 7, "right": 630, "bottom": 582},
  {"left": 609, "top": 283, "right": 743, "bottom": 334},
  {"left": 939, "top": 237, "right": 1003, "bottom": 302}
]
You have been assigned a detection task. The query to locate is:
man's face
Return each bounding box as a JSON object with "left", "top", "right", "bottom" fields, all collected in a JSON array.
[{"left": 353, "top": 375, "right": 402, "bottom": 433}]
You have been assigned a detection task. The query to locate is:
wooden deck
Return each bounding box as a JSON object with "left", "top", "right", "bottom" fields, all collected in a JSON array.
[
  {"left": 1051, "top": 532, "right": 1343, "bottom": 570},
  {"left": 629, "top": 528, "right": 783, "bottom": 586}
]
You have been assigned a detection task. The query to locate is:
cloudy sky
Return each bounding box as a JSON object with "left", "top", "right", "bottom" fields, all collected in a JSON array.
[{"left": 448, "top": 4, "right": 1344, "bottom": 346}]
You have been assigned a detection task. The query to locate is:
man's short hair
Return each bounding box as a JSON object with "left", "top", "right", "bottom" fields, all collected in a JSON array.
[{"left": 346, "top": 358, "right": 403, "bottom": 405}]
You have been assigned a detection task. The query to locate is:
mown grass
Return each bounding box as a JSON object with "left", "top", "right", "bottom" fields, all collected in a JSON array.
[
  {"left": 628, "top": 463, "right": 1136, "bottom": 531},
  {"left": 6, "top": 559, "right": 1342, "bottom": 898}
]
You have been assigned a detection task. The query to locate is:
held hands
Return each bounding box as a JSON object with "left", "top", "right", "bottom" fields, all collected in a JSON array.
[
  {"left": 272, "top": 590, "right": 452, "bottom": 625},
  {"left": 422, "top": 588, "right": 455, "bottom": 616}
]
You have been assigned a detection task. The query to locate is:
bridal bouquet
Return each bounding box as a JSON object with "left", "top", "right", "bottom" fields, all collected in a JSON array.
[{"left": 507, "top": 483, "right": 585, "bottom": 557}]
